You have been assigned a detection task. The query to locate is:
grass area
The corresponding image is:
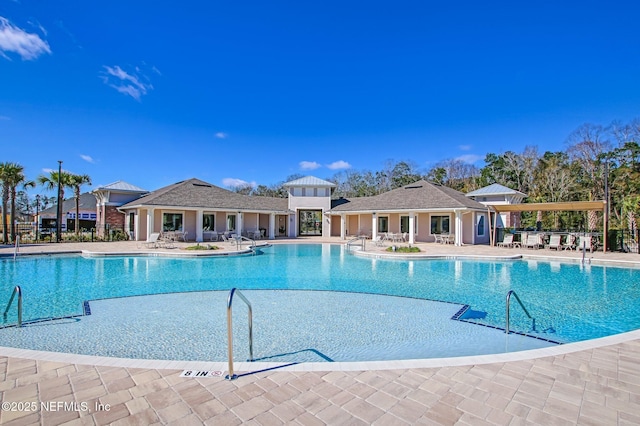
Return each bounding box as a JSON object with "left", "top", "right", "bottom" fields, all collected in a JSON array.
[
  {"left": 184, "top": 244, "right": 220, "bottom": 251},
  {"left": 385, "top": 245, "right": 421, "bottom": 253}
]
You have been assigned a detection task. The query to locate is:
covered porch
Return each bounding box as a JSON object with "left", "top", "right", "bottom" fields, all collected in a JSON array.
[
  {"left": 328, "top": 209, "right": 490, "bottom": 246},
  {"left": 125, "top": 208, "right": 292, "bottom": 242}
]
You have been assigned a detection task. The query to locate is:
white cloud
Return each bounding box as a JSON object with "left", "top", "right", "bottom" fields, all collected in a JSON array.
[
  {"left": 455, "top": 154, "right": 483, "bottom": 164},
  {"left": 215, "top": 132, "right": 228, "bottom": 139},
  {"left": 222, "top": 178, "right": 256, "bottom": 188},
  {"left": 100, "top": 64, "right": 154, "bottom": 101},
  {"left": 326, "top": 160, "right": 351, "bottom": 170},
  {"left": 80, "top": 154, "right": 95, "bottom": 163},
  {"left": 0, "top": 17, "right": 51, "bottom": 60},
  {"left": 299, "top": 161, "right": 321, "bottom": 170},
  {"left": 458, "top": 144, "right": 472, "bottom": 151}
]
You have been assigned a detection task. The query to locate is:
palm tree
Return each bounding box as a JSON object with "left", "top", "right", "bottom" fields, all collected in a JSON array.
[
  {"left": 0, "top": 163, "right": 35, "bottom": 243},
  {"left": 0, "top": 162, "right": 16, "bottom": 243},
  {"left": 10, "top": 179, "right": 35, "bottom": 243},
  {"left": 0, "top": 162, "right": 35, "bottom": 243},
  {"left": 68, "top": 174, "right": 92, "bottom": 236},
  {"left": 38, "top": 170, "right": 73, "bottom": 237}
]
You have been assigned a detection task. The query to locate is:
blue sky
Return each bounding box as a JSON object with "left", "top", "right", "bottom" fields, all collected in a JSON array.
[{"left": 1, "top": 1, "right": 639, "bottom": 197}]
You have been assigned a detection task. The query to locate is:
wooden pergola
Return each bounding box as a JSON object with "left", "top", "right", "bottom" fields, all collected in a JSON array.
[{"left": 489, "top": 200, "right": 609, "bottom": 251}]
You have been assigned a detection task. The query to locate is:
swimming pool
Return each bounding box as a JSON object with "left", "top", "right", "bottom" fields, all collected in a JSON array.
[{"left": 1, "top": 244, "right": 639, "bottom": 361}]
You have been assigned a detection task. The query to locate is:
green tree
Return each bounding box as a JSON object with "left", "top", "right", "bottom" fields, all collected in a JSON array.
[
  {"left": 38, "top": 170, "right": 74, "bottom": 236},
  {"left": 68, "top": 174, "right": 92, "bottom": 236},
  {"left": 566, "top": 124, "right": 611, "bottom": 230},
  {"left": 0, "top": 162, "right": 34, "bottom": 243}
]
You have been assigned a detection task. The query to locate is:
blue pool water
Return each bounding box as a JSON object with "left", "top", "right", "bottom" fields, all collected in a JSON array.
[{"left": 1, "top": 244, "right": 640, "bottom": 360}]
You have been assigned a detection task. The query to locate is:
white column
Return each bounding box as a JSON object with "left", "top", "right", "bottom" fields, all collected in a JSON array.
[
  {"left": 134, "top": 212, "right": 140, "bottom": 241},
  {"left": 324, "top": 214, "right": 331, "bottom": 238},
  {"left": 237, "top": 212, "right": 243, "bottom": 236},
  {"left": 146, "top": 208, "right": 154, "bottom": 240},
  {"left": 372, "top": 213, "right": 378, "bottom": 241},
  {"left": 408, "top": 212, "right": 415, "bottom": 244},
  {"left": 269, "top": 213, "right": 275, "bottom": 240},
  {"left": 340, "top": 214, "right": 346, "bottom": 240},
  {"left": 455, "top": 210, "right": 463, "bottom": 246},
  {"left": 196, "top": 209, "right": 204, "bottom": 242}
]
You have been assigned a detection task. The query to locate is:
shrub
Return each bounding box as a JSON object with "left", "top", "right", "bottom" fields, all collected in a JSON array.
[{"left": 385, "top": 245, "right": 421, "bottom": 253}]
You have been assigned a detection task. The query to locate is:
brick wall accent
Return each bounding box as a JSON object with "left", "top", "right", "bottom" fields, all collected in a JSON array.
[{"left": 96, "top": 205, "right": 125, "bottom": 237}]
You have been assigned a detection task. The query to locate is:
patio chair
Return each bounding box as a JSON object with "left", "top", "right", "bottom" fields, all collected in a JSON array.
[
  {"left": 497, "top": 233, "right": 514, "bottom": 248},
  {"left": 562, "top": 234, "right": 576, "bottom": 251},
  {"left": 142, "top": 232, "right": 161, "bottom": 249},
  {"left": 523, "top": 234, "right": 541, "bottom": 249},
  {"left": 546, "top": 234, "right": 562, "bottom": 250},
  {"left": 578, "top": 235, "right": 594, "bottom": 253},
  {"left": 373, "top": 236, "right": 385, "bottom": 247}
]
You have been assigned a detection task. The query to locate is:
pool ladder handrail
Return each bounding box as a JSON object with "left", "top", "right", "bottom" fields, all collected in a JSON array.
[
  {"left": 226, "top": 288, "right": 254, "bottom": 380},
  {"left": 233, "top": 235, "right": 256, "bottom": 251},
  {"left": 3, "top": 286, "right": 22, "bottom": 327},
  {"left": 505, "top": 290, "right": 535, "bottom": 335},
  {"left": 346, "top": 236, "right": 366, "bottom": 251},
  {"left": 13, "top": 235, "right": 20, "bottom": 260}
]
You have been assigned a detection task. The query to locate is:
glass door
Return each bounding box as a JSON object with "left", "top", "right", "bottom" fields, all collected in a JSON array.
[{"left": 299, "top": 210, "right": 322, "bottom": 236}]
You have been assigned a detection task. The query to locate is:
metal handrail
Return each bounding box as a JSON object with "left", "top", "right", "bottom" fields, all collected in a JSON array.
[
  {"left": 226, "top": 288, "right": 254, "bottom": 380},
  {"left": 506, "top": 290, "right": 535, "bottom": 335},
  {"left": 13, "top": 235, "right": 20, "bottom": 260},
  {"left": 346, "top": 236, "right": 366, "bottom": 251},
  {"left": 3, "top": 286, "right": 22, "bottom": 327},
  {"left": 232, "top": 235, "right": 256, "bottom": 250}
]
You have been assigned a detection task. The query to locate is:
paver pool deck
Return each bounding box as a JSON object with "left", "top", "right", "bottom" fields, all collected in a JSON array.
[{"left": 0, "top": 238, "right": 639, "bottom": 425}]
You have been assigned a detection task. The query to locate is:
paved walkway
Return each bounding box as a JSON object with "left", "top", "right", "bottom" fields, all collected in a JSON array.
[{"left": 1, "top": 239, "right": 639, "bottom": 425}]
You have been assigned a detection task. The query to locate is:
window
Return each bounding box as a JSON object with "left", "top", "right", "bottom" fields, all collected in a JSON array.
[
  {"left": 163, "top": 213, "right": 183, "bottom": 231},
  {"left": 399, "top": 215, "right": 418, "bottom": 233},
  {"left": 203, "top": 214, "right": 215, "bottom": 230},
  {"left": 430, "top": 215, "right": 450, "bottom": 234},
  {"left": 477, "top": 215, "right": 485, "bottom": 236},
  {"left": 129, "top": 213, "right": 135, "bottom": 233},
  {"left": 226, "top": 214, "right": 236, "bottom": 231},
  {"left": 378, "top": 216, "right": 389, "bottom": 233}
]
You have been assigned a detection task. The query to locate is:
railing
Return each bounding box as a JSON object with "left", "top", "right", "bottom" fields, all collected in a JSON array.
[
  {"left": 226, "top": 288, "right": 254, "bottom": 380},
  {"left": 3, "top": 286, "right": 22, "bottom": 327},
  {"left": 232, "top": 235, "right": 256, "bottom": 251},
  {"left": 13, "top": 234, "right": 20, "bottom": 260},
  {"left": 506, "top": 290, "right": 535, "bottom": 335},
  {"left": 346, "top": 237, "right": 366, "bottom": 251}
]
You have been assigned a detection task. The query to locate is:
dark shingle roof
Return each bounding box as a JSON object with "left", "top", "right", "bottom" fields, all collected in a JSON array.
[
  {"left": 330, "top": 180, "right": 487, "bottom": 212},
  {"left": 41, "top": 192, "right": 97, "bottom": 215},
  {"left": 120, "top": 178, "right": 289, "bottom": 212}
]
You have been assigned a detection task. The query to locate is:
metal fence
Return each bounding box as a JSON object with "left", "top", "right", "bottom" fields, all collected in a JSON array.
[
  {"left": 494, "top": 227, "right": 638, "bottom": 253},
  {"left": 0, "top": 223, "right": 129, "bottom": 244}
]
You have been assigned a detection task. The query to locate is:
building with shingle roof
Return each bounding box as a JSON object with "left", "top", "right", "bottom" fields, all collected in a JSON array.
[
  {"left": 328, "top": 180, "right": 490, "bottom": 245},
  {"left": 92, "top": 181, "right": 149, "bottom": 238},
  {"left": 39, "top": 192, "right": 97, "bottom": 232},
  {"left": 114, "top": 176, "right": 492, "bottom": 245}
]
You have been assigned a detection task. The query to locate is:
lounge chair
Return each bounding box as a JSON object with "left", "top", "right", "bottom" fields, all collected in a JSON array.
[
  {"left": 142, "top": 232, "right": 161, "bottom": 249},
  {"left": 523, "top": 234, "right": 541, "bottom": 249},
  {"left": 497, "top": 234, "right": 514, "bottom": 248},
  {"left": 578, "top": 236, "right": 594, "bottom": 252},
  {"left": 562, "top": 234, "right": 576, "bottom": 250},
  {"left": 373, "top": 236, "right": 385, "bottom": 247},
  {"left": 546, "top": 234, "right": 562, "bottom": 250}
]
